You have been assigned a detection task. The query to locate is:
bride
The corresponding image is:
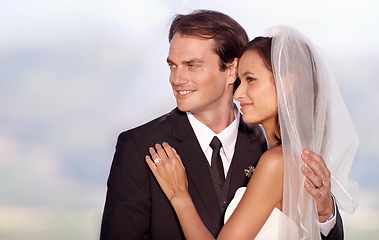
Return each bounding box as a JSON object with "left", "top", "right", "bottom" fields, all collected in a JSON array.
[{"left": 146, "top": 26, "right": 358, "bottom": 239}]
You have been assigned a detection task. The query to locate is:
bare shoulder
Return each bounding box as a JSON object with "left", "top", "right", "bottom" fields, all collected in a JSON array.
[
  {"left": 244, "top": 145, "right": 284, "bottom": 211},
  {"left": 257, "top": 145, "right": 284, "bottom": 173}
]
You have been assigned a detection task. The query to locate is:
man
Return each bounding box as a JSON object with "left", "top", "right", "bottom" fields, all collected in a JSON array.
[{"left": 100, "top": 10, "right": 342, "bottom": 239}]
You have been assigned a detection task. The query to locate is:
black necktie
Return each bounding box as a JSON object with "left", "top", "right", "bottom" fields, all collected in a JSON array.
[{"left": 210, "top": 136, "right": 225, "bottom": 188}]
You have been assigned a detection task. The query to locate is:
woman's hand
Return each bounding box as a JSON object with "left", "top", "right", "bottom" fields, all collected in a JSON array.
[
  {"left": 146, "top": 142, "right": 189, "bottom": 202},
  {"left": 301, "top": 149, "right": 334, "bottom": 223}
]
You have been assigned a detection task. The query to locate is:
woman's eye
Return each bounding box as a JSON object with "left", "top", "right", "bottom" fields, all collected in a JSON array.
[{"left": 247, "top": 77, "right": 256, "bottom": 83}]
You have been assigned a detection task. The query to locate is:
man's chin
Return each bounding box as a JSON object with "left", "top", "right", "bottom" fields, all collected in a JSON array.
[
  {"left": 176, "top": 103, "right": 193, "bottom": 113},
  {"left": 177, "top": 106, "right": 190, "bottom": 112}
]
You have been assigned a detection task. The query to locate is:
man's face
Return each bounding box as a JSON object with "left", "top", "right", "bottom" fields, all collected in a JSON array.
[{"left": 167, "top": 34, "right": 233, "bottom": 115}]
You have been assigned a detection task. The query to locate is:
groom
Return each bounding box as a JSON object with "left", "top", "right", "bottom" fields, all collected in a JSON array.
[{"left": 100, "top": 10, "right": 343, "bottom": 239}]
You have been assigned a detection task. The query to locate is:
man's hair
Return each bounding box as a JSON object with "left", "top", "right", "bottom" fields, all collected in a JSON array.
[{"left": 169, "top": 10, "right": 249, "bottom": 74}]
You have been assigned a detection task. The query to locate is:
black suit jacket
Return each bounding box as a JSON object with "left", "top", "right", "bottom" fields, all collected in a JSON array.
[{"left": 100, "top": 108, "right": 344, "bottom": 239}]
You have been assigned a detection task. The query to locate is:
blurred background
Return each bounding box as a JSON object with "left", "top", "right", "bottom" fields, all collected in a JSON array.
[{"left": 1, "top": 0, "right": 378, "bottom": 239}]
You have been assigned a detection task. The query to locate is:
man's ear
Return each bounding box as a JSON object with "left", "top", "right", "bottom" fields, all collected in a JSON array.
[{"left": 227, "top": 58, "right": 239, "bottom": 85}]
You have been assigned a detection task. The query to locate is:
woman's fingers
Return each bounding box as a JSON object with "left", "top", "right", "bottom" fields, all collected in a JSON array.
[
  {"left": 302, "top": 149, "right": 334, "bottom": 221},
  {"left": 148, "top": 143, "right": 169, "bottom": 168},
  {"left": 162, "top": 142, "right": 184, "bottom": 167},
  {"left": 149, "top": 145, "right": 161, "bottom": 162},
  {"left": 304, "top": 149, "right": 331, "bottom": 177},
  {"left": 155, "top": 143, "right": 168, "bottom": 161},
  {"left": 301, "top": 164, "right": 325, "bottom": 192},
  {"left": 162, "top": 142, "right": 175, "bottom": 158},
  {"left": 146, "top": 155, "right": 157, "bottom": 173},
  {"left": 146, "top": 142, "right": 188, "bottom": 201},
  {"left": 301, "top": 149, "right": 329, "bottom": 189}
]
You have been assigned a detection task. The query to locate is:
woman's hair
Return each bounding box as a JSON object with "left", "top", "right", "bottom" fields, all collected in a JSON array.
[
  {"left": 239, "top": 37, "right": 273, "bottom": 72},
  {"left": 169, "top": 10, "right": 249, "bottom": 91},
  {"left": 241, "top": 37, "right": 281, "bottom": 146}
]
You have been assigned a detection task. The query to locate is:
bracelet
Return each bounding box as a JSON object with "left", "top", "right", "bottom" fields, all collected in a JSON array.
[
  {"left": 322, "top": 194, "right": 336, "bottom": 223},
  {"left": 323, "top": 212, "right": 334, "bottom": 223}
]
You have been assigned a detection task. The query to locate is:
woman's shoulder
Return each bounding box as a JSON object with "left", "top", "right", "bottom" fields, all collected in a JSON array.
[
  {"left": 257, "top": 146, "right": 284, "bottom": 177},
  {"left": 245, "top": 145, "right": 284, "bottom": 209},
  {"left": 258, "top": 146, "right": 284, "bottom": 169}
]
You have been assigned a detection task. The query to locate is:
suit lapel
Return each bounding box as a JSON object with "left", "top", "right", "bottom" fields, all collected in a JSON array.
[
  {"left": 170, "top": 109, "right": 221, "bottom": 232},
  {"left": 228, "top": 118, "right": 267, "bottom": 200},
  {"left": 169, "top": 110, "right": 267, "bottom": 232}
]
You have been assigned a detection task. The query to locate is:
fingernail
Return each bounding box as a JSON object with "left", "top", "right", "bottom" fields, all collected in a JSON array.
[{"left": 304, "top": 149, "right": 310, "bottom": 154}]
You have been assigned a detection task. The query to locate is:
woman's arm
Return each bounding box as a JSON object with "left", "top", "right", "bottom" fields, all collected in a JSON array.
[
  {"left": 146, "top": 142, "right": 284, "bottom": 240},
  {"left": 146, "top": 142, "right": 214, "bottom": 240},
  {"left": 218, "top": 146, "right": 284, "bottom": 239}
]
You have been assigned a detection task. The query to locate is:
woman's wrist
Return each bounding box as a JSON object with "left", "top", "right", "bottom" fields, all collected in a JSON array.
[
  {"left": 170, "top": 191, "right": 192, "bottom": 209},
  {"left": 318, "top": 196, "right": 335, "bottom": 223},
  {"left": 322, "top": 211, "right": 335, "bottom": 223}
]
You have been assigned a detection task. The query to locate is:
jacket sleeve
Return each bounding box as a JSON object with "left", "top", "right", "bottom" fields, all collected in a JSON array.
[
  {"left": 321, "top": 205, "right": 344, "bottom": 240},
  {"left": 100, "top": 131, "right": 151, "bottom": 240}
]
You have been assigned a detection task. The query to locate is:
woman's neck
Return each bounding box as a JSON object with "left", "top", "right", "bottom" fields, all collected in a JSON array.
[{"left": 261, "top": 120, "right": 279, "bottom": 148}]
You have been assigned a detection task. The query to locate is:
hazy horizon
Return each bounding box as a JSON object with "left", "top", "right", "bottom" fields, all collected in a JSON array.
[{"left": 1, "top": 0, "right": 378, "bottom": 239}]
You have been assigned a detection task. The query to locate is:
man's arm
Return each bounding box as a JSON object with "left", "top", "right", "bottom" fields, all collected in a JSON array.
[
  {"left": 301, "top": 149, "right": 344, "bottom": 240},
  {"left": 100, "top": 132, "right": 151, "bottom": 240}
]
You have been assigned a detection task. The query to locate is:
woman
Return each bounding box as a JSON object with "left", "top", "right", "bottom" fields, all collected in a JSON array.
[{"left": 146, "top": 26, "right": 358, "bottom": 239}]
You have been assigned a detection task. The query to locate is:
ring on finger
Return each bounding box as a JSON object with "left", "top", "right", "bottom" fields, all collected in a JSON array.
[
  {"left": 315, "top": 180, "right": 324, "bottom": 189},
  {"left": 154, "top": 158, "right": 162, "bottom": 164}
]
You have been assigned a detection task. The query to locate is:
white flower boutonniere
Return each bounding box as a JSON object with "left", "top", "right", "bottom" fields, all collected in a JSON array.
[{"left": 244, "top": 165, "right": 255, "bottom": 178}]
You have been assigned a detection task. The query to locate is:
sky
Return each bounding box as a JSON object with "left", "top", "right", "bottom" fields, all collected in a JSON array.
[{"left": 1, "top": 0, "right": 378, "bottom": 239}]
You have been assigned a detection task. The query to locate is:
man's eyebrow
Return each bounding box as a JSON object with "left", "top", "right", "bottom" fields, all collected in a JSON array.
[
  {"left": 183, "top": 58, "right": 204, "bottom": 65},
  {"left": 166, "top": 58, "right": 204, "bottom": 65},
  {"left": 166, "top": 57, "right": 174, "bottom": 64}
]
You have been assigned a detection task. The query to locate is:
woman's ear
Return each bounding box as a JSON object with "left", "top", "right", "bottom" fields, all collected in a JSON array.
[
  {"left": 227, "top": 58, "right": 239, "bottom": 85},
  {"left": 278, "top": 72, "right": 296, "bottom": 94}
]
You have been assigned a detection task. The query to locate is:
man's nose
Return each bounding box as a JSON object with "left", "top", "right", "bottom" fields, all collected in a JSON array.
[{"left": 170, "top": 67, "right": 188, "bottom": 85}]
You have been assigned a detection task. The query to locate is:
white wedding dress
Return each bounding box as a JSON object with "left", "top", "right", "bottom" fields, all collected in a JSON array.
[{"left": 224, "top": 187, "right": 299, "bottom": 239}]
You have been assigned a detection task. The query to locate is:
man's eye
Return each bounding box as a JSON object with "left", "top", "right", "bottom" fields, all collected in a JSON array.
[
  {"left": 168, "top": 64, "right": 176, "bottom": 70},
  {"left": 189, "top": 64, "right": 197, "bottom": 69}
]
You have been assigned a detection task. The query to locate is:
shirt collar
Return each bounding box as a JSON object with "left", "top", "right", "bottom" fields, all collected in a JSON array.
[{"left": 187, "top": 107, "right": 240, "bottom": 162}]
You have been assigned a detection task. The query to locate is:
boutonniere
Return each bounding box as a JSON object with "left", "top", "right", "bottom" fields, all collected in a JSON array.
[{"left": 244, "top": 165, "right": 255, "bottom": 178}]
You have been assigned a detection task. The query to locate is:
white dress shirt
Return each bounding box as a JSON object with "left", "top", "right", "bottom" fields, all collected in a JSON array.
[{"left": 186, "top": 110, "right": 239, "bottom": 177}]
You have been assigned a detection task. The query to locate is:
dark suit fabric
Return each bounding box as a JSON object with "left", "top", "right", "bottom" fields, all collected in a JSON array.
[
  {"left": 100, "top": 108, "right": 344, "bottom": 240},
  {"left": 321, "top": 206, "right": 344, "bottom": 240},
  {"left": 100, "top": 108, "right": 266, "bottom": 239}
]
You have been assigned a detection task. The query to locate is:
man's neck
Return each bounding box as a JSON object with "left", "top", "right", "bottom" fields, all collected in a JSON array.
[{"left": 191, "top": 103, "right": 236, "bottom": 134}]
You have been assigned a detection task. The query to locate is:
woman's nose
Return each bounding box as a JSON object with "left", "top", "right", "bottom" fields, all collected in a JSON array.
[{"left": 233, "top": 81, "right": 246, "bottom": 101}]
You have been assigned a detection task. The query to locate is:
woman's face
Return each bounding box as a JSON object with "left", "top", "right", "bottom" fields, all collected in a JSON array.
[{"left": 234, "top": 49, "right": 278, "bottom": 128}]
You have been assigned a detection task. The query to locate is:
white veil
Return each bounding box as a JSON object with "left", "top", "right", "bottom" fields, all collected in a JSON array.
[{"left": 267, "top": 26, "right": 359, "bottom": 239}]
